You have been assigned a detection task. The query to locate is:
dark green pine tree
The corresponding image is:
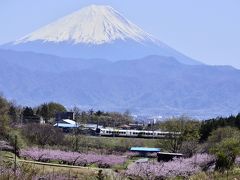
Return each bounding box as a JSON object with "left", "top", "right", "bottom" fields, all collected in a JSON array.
[
  {"left": 40, "top": 103, "right": 49, "bottom": 123},
  {"left": 22, "top": 106, "right": 34, "bottom": 123},
  {"left": 8, "top": 105, "right": 18, "bottom": 123}
]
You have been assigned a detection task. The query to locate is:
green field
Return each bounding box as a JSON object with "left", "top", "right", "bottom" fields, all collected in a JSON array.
[{"left": 64, "top": 135, "right": 161, "bottom": 153}]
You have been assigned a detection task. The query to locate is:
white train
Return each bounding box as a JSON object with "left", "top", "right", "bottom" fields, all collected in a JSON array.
[{"left": 99, "top": 128, "right": 180, "bottom": 139}]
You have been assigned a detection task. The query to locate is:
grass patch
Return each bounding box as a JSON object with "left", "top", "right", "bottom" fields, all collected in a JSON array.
[
  {"left": 0, "top": 151, "right": 15, "bottom": 158},
  {"left": 189, "top": 167, "right": 240, "bottom": 180},
  {"left": 27, "top": 163, "right": 99, "bottom": 179},
  {"left": 65, "top": 135, "right": 161, "bottom": 153},
  {"left": 1, "top": 156, "right": 113, "bottom": 179}
]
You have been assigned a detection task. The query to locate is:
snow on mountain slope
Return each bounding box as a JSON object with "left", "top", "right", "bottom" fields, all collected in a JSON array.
[
  {"left": 3, "top": 5, "right": 201, "bottom": 64},
  {"left": 15, "top": 5, "right": 157, "bottom": 45}
]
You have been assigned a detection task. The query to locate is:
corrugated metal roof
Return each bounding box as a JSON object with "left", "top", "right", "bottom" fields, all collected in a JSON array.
[
  {"left": 53, "top": 123, "right": 79, "bottom": 128},
  {"left": 62, "top": 119, "right": 76, "bottom": 125},
  {"left": 130, "top": 147, "right": 161, "bottom": 152}
]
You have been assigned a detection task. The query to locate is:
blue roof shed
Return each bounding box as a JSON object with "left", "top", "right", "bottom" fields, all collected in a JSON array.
[{"left": 130, "top": 147, "right": 161, "bottom": 153}]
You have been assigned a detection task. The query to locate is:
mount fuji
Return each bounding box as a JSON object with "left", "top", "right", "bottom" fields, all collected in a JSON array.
[
  {"left": 3, "top": 5, "right": 200, "bottom": 64},
  {"left": 1, "top": 5, "right": 240, "bottom": 118}
]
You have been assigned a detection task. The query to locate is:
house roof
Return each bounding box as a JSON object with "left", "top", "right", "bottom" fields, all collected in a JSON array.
[
  {"left": 53, "top": 123, "right": 79, "bottom": 128},
  {"left": 62, "top": 119, "right": 77, "bottom": 125}
]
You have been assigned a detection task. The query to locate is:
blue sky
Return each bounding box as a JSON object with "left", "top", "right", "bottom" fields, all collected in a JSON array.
[{"left": 1, "top": 0, "right": 240, "bottom": 68}]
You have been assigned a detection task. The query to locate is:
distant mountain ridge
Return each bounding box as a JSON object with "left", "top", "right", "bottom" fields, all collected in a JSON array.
[
  {"left": 2, "top": 5, "right": 200, "bottom": 65},
  {"left": 0, "top": 49, "right": 239, "bottom": 119},
  {"left": 1, "top": 5, "right": 239, "bottom": 119}
]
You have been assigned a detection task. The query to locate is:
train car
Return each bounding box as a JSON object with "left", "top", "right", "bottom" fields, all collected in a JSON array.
[{"left": 99, "top": 128, "right": 180, "bottom": 139}]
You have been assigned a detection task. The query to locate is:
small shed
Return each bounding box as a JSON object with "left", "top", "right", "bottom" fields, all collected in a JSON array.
[
  {"left": 55, "top": 112, "right": 75, "bottom": 121},
  {"left": 157, "top": 152, "right": 183, "bottom": 162},
  {"left": 54, "top": 119, "right": 78, "bottom": 127},
  {"left": 54, "top": 119, "right": 79, "bottom": 132}
]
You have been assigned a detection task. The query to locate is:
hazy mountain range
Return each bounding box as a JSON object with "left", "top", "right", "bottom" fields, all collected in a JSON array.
[
  {"left": 0, "top": 49, "right": 240, "bottom": 118},
  {"left": 1, "top": 5, "right": 239, "bottom": 119}
]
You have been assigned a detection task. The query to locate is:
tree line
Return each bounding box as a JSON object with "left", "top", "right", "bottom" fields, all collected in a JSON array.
[
  {"left": 199, "top": 114, "right": 240, "bottom": 142},
  {"left": 0, "top": 95, "right": 133, "bottom": 151},
  {"left": 1, "top": 95, "right": 133, "bottom": 129},
  {"left": 154, "top": 115, "right": 240, "bottom": 171}
]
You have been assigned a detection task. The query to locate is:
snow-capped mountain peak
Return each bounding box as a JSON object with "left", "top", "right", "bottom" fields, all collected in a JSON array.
[
  {"left": 15, "top": 5, "right": 157, "bottom": 45},
  {"left": 7, "top": 5, "right": 201, "bottom": 65}
]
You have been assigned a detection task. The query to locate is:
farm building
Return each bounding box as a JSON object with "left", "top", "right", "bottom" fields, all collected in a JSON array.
[
  {"left": 157, "top": 152, "right": 183, "bottom": 162},
  {"left": 55, "top": 112, "right": 75, "bottom": 121},
  {"left": 54, "top": 119, "right": 79, "bottom": 128}
]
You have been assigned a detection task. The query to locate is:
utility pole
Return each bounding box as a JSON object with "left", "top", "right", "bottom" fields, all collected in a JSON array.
[{"left": 74, "top": 119, "right": 78, "bottom": 151}]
